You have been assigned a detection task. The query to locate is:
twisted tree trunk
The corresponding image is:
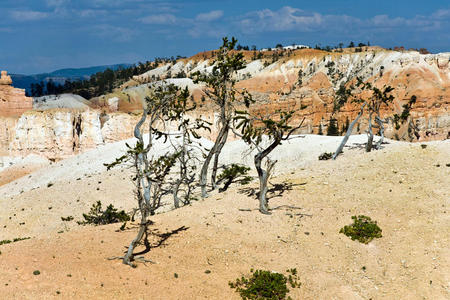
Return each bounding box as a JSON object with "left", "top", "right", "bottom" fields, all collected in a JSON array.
[
  {"left": 375, "top": 115, "right": 385, "bottom": 149},
  {"left": 366, "top": 112, "right": 374, "bottom": 152},
  {"left": 254, "top": 138, "right": 280, "bottom": 215},
  {"left": 210, "top": 131, "right": 228, "bottom": 190},
  {"left": 123, "top": 110, "right": 151, "bottom": 266},
  {"left": 333, "top": 102, "right": 366, "bottom": 160},
  {"left": 200, "top": 123, "right": 229, "bottom": 198}
]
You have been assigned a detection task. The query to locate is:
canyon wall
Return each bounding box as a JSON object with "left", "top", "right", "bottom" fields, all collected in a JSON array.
[
  {"left": 0, "top": 49, "right": 449, "bottom": 160},
  {"left": 119, "top": 49, "right": 450, "bottom": 141},
  {"left": 236, "top": 50, "right": 450, "bottom": 141},
  {"left": 2, "top": 109, "right": 220, "bottom": 160}
]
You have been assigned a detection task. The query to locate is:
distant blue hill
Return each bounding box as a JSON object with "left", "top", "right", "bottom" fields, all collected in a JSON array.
[{"left": 11, "top": 63, "right": 133, "bottom": 92}]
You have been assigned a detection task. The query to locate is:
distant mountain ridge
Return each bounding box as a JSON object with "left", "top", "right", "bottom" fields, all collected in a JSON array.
[{"left": 11, "top": 64, "right": 132, "bottom": 92}]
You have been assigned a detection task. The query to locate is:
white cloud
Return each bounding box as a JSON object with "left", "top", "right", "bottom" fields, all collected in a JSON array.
[
  {"left": 237, "top": 6, "right": 322, "bottom": 33},
  {"left": 11, "top": 10, "right": 49, "bottom": 21},
  {"left": 139, "top": 14, "right": 178, "bottom": 25},
  {"left": 46, "top": 0, "right": 70, "bottom": 7},
  {"left": 92, "top": 0, "right": 145, "bottom": 7},
  {"left": 235, "top": 6, "right": 450, "bottom": 35},
  {"left": 432, "top": 9, "right": 450, "bottom": 19},
  {"left": 369, "top": 15, "right": 406, "bottom": 27},
  {"left": 195, "top": 10, "right": 223, "bottom": 22},
  {"left": 78, "top": 9, "right": 108, "bottom": 18},
  {"left": 92, "top": 24, "right": 137, "bottom": 42}
]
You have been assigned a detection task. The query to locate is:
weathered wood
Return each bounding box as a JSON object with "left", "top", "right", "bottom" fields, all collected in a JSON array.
[
  {"left": 333, "top": 102, "right": 366, "bottom": 160},
  {"left": 366, "top": 112, "right": 374, "bottom": 152}
]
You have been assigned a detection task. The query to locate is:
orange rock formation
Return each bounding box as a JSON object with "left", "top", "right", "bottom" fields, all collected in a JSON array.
[{"left": 0, "top": 71, "right": 33, "bottom": 117}]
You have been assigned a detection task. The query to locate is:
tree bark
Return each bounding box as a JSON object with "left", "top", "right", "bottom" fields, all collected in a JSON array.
[
  {"left": 173, "top": 127, "right": 187, "bottom": 208},
  {"left": 366, "top": 112, "right": 374, "bottom": 152},
  {"left": 332, "top": 102, "right": 366, "bottom": 160},
  {"left": 254, "top": 138, "right": 280, "bottom": 214},
  {"left": 200, "top": 123, "right": 229, "bottom": 198},
  {"left": 123, "top": 209, "right": 148, "bottom": 266},
  {"left": 173, "top": 180, "right": 182, "bottom": 209},
  {"left": 210, "top": 130, "right": 228, "bottom": 190},
  {"left": 123, "top": 110, "right": 151, "bottom": 266},
  {"left": 375, "top": 115, "right": 385, "bottom": 149}
]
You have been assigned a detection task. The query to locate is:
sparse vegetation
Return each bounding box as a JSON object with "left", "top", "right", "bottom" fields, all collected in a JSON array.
[
  {"left": 333, "top": 77, "right": 396, "bottom": 159},
  {"left": 216, "top": 164, "right": 252, "bottom": 192},
  {"left": 318, "top": 152, "right": 334, "bottom": 160},
  {"left": 78, "top": 201, "right": 129, "bottom": 225},
  {"left": 104, "top": 83, "right": 187, "bottom": 266},
  {"left": 193, "top": 37, "right": 251, "bottom": 197},
  {"left": 229, "top": 268, "right": 300, "bottom": 299},
  {"left": 326, "top": 118, "right": 340, "bottom": 136},
  {"left": 393, "top": 95, "right": 417, "bottom": 130},
  {"left": 61, "top": 216, "right": 74, "bottom": 222},
  {"left": 340, "top": 215, "right": 382, "bottom": 244},
  {"left": 235, "top": 110, "right": 303, "bottom": 214},
  {"left": 0, "top": 237, "right": 31, "bottom": 246}
]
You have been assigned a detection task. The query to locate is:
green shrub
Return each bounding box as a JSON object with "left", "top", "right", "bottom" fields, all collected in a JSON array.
[
  {"left": 78, "top": 201, "right": 130, "bottom": 225},
  {"left": 318, "top": 152, "right": 334, "bottom": 160},
  {"left": 340, "top": 215, "right": 382, "bottom": 244},
  {"left": 217, "top": 164, "right": 252, "bottom": 192},
  {"left": 229, "top": 268, "right": 300, "bottom": 299}
]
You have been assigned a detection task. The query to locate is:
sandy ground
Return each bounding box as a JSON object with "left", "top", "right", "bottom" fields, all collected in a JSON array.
[
  {"left": 0, "top": 136, "right": 449, "bottom": 299},
  {"left": 0, "top": 155, "right": 50, "bottom": 187}
]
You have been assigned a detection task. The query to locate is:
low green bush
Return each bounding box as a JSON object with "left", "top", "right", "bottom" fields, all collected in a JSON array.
[
  {"left": 340, "top": 215, "right": 382, "bottom": 244},
  {"left": 318, "top": 152, "right": 334, "bottom": 160},
  {"left": 78, "top": 201, "right": 130, "bottom": 225},
  {"left": 229, "top": 268, "right": 300, "bottom": 299}
]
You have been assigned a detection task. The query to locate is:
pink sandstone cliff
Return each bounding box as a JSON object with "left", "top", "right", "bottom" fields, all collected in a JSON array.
[
  {"left": 1, "top": 48, "right": 449, "bottom": 161},
  {"left": 0, "top": 71, "right": 32, "bottom": 117}
]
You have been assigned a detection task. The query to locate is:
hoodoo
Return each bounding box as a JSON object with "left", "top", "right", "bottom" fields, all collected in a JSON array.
[{"left": 0, "top": 70, "right": 32, "bottom": 117}]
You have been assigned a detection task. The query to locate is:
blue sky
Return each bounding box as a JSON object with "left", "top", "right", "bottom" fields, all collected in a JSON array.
[{"left": 1, "top": 0, "right": 449, "bottom": 74}]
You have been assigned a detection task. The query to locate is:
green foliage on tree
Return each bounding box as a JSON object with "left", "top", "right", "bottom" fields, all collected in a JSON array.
[
  {"left": 192, "top": 37, "right": 251, "bottom": 198},
  {"left": 393, "top": 95, "right": 417, "bottom": 130},
  {"left": 326, "top": 118, "right": 339, "bottom": 136},
  {"left": 163, "top": 86, "right": 211, "bottom": 207},
  {"left": 217, "top": 164, "right": 252, "bottom": 192},
  {"left": 34, "top": 58, "right": 176, "bottom": 98},
  {"left": 332, "top": 76, "right": 396, "bottom": 159},
  {"left": 235, "top": 109, "right": 303, "bottom": 214},
  {"left": 104, "top": 83, "right": 190, "bottom": 266}
]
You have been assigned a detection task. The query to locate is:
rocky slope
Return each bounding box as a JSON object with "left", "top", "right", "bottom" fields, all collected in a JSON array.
[
  {"left": 0, "top": 48, "right": 449, "bottom": 161},
  {"left": 0, "top": 138, "right": 448, "bottom": 299},
  {"left": 130, "top": 48, "right": 450, "bottom": 141}
]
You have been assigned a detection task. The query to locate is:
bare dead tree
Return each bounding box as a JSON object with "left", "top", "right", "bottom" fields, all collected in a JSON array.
[
  {"left": 192, "top": 37, "right": 249, "bottom": 198},
  {"left": 234, "top": 110, "right": 304, "bottom": 214}
]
